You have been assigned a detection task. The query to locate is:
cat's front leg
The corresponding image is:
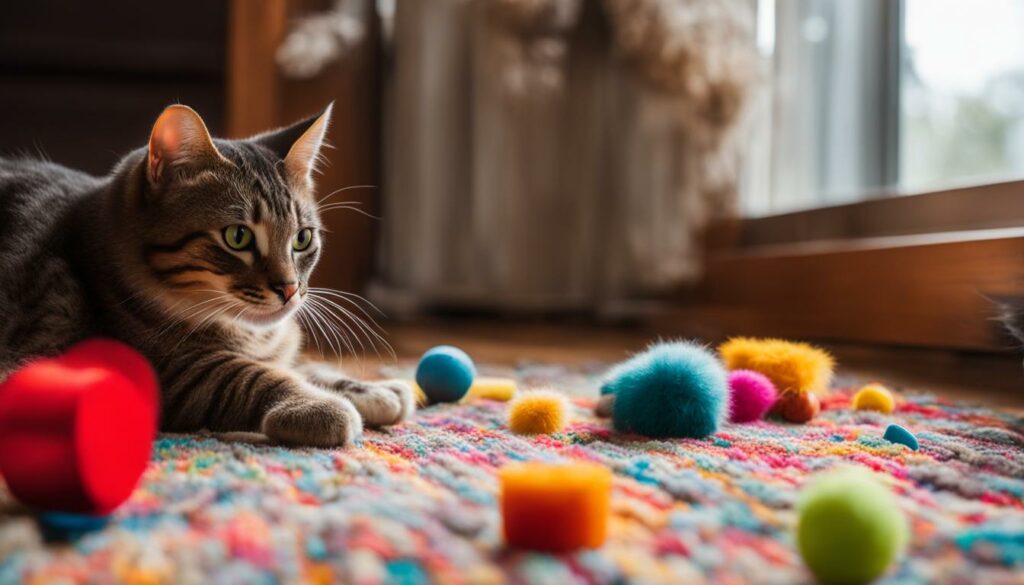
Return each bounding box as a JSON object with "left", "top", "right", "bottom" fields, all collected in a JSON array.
[
  {"left": 296, "top": 362, "right": 415, "bottom": 427},
  {"left": 160, "top": 350, "right": 362, "bottom": 447}
]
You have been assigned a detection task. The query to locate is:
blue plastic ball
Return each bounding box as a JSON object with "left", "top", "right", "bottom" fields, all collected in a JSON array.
[
  {"left": 606, "top": 341, "right": 728, "bottom": 438},
  {"left": 415, "top": 345, "right": 476, "bottom": 403},
  {"left": 883, "top": 424, "right": 919, "bottom": 451}
]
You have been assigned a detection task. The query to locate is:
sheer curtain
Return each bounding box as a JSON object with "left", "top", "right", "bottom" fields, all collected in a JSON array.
[{"left": 371, "top": 0, "right": 758, "bottom": 315}]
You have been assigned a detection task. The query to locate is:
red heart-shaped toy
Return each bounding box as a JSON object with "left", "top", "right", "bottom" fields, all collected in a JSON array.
[{"left": 0, "top": 339, "right": 159, "bottom": 515}]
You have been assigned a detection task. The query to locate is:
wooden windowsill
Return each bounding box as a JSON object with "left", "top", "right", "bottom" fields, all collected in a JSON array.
[{"left": 721, "top": 178, "right": 1024, "bottom": 248}]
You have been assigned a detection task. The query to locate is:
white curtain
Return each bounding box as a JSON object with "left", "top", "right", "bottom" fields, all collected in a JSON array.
[{"left": 372, "top": 0, "right": 758, "bottom": 315}]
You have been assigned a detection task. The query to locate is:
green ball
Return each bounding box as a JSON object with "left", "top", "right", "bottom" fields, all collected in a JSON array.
[{"left": 797, "top": 467, "right": 908, "bottom": 585}]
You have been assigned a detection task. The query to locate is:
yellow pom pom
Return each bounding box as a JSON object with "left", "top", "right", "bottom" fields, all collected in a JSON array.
[
  {"left": 467, "top": 377, "right": 518, "bottom": 402},
  {"left": 508, "top": 390, "right": 569, "bottom": 435},
  {"left": 852, "top": 383, "right": 895, "bottom": 413},
  {"left": 719, "top": 337, "right": 834, "bottom": 395}
]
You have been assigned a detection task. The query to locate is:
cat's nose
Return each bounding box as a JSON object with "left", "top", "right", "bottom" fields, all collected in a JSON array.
[{"left": 270, "top": 282, "right": 299, "bottom": 304}]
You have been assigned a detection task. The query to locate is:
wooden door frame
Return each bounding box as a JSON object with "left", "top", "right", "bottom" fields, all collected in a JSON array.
[
  {"left": 226, "top": 0, "right": 287, "bottom": 138},
  {"left": 225, "top": 0, "right": 382, "bottom": 295}
]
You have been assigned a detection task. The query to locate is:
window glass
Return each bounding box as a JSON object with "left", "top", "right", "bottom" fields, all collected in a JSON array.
[
  {"left": 743, "top": 0, "right": 1024, "bottom": 216},
  {"left": 901, "top": 0, "right": 1024, "bottom": 190}
]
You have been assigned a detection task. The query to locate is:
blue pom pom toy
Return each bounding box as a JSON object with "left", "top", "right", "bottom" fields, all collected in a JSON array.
[
  {"left": 604, "top": 341, "right": 728, "bottom": 438},
  {"left": 415, "top": 345, "right": 477, "bottom": 403}
]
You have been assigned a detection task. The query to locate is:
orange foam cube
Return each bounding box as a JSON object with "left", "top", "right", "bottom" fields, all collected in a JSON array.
[{"left": 499, "top": 462, "right": 612, "bottom": 552}]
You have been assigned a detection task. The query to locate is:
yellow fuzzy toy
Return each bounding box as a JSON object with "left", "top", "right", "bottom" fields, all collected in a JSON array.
[
  {"left": 411, "top": 377, "right": 519, "bottom": 406},
  {"left": 719, "top": 337, "right": 834, "bottom": 395},
  {"left": 468, "top": 377, "right": 518, "bottom": 401},
  {"left": 410, "top": 381, "right": 429, "bottom": 407},
  {"left": 508, "top": 390, "right": 569, "bottom": 435}
]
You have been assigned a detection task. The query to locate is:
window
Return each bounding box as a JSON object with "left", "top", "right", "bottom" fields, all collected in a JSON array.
[
  {"left": 744, "top": 0, "right": 1024, "bottom": 216},
  {"left": 902, "top": 0, "right": 1024, "bottom": 191}
]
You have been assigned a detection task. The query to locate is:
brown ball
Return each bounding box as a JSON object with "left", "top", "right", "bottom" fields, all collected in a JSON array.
[
  {"left": 594, "top": 394, "right": 616, "bottom": 418},
  {"left": 774, "top": 391, "right": 820, "bottom": 423}
]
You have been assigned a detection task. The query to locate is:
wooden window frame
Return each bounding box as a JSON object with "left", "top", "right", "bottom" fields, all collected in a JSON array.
[{"left": 685, "top": 179, "right": 1024, "bottom": 352}]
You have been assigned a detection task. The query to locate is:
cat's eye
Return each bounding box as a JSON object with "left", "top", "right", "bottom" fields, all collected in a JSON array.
[
  {"left": 223, "top": 225, "right": 253, "bottom": 250},
  {"left": 292, "top": 228, "right": 314, "bottom": 251}
]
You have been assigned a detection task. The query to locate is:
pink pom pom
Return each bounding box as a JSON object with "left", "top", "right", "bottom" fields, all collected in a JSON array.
[{"left": 728, "top": 370, "right": 778, "bottom": 423}]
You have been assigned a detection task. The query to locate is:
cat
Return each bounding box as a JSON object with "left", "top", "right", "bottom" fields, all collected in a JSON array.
[
  {"left": 1000, "top": 301, "right": 1024, "bottom": 352},
  {"left": 0, "top": 104, "right": 413, "bottom": 447}
]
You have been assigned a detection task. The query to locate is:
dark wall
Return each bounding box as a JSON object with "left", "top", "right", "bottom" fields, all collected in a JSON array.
[{"left": 0, "top": 0, "right": 228, "bottom": 176}]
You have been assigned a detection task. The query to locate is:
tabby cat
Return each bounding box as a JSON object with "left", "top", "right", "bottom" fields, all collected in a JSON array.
[
  {"left": 1001, "top": 302, "right": 1024, "bottom": 352},
  {"left": 0, "top": 104, "right": 413, "bottom": 447}
]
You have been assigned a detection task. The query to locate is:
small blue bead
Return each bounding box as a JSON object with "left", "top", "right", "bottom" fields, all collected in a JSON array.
[
  {"left": 415, "top": 346, "right": 476, "bottom": 403},
  {"left": 386, "top": 559, "right": 428, "bottom": 585},
  {"left": 305, "top": 535, "right": 327, "bottom": 560},
  {"left": 883, "top": 423, "right": 919, "bottom": 451}
]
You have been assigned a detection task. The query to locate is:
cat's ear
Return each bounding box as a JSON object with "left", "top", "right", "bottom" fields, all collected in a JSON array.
[
  {"left": 147, "top": 105, "right": 227, "bottom": 185},
  {"left": 254, "top": 103, "right": 333, "bottom": 190}
]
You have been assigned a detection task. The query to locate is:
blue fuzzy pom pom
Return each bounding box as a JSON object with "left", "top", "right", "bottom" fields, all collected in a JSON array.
[
  {"left": 605, "top": 341, "right": 728, "bottom": 439},
  {"left": 416, "top": 345, "right": 476, "bottom": 403}
]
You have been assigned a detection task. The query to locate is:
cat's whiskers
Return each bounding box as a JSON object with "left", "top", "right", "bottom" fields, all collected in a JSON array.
[
  {"left": 307, "top": 287, "right": 387, "bottom": 323},
  {"left": 305, "top": 298, "right": 356, "bottom": 357},
  {"left": 168, "top": 298, "right": 240, "bottom": 355},
  {"left": 306, "top": 296, "right": 366, "bottom": 357},
  {"left": 295, "top": 310, "right": 324, "bottom": 358},
  {"left": 151, "top": 297, "right": 238, "bottom": 367},
  {"left": 116, "top": 287, "right": 158, "bottom": 308},
  {"left": 301, "top": 307, "right": 337, "bottom": 356},
  {"left": 312, "top": 299, "right": 358, "bottom": 359},
  {"left": 228, "top": 303, "right": 250, "bottom": 329},
  {"left": 116, "top": 274, "right": 185, "bottom": 310},
  {"left": 315, "top": 184, "right": 375, "bottom": 206},
  {"left": 148, "top": 297, "right": 230, "bottom": 344},
  {"left": 295, "top": 304, "right": 328, "bottom": 357},
  {"left": 155, "top": 294, "right": 234, "bottom": 345},
  {"left": 316, "top": 203, "right": 381, "bottom": 220},
  {"left": 315, "top": 296, "right": 394, "bottom": 361},
  {"left": 125, "top": 287, "right": 231, "bottom": 340},
  {"left": 307, "top": 296, "right": 372, "bottom": 358},
  {"left": 303, "top": 291, "right": 395, "bottom": 362},
  {"left": 308, "top": 287, "right": 386, "bottom": 315},
  {"left": 307, "top": 288, "right": 393, "bottom": 357},
  {"left": 150, "top": 293, "right": 233, "bottom": 342},
  {"left": 299, "top": 301, "right": 345, "bottom": 358}
]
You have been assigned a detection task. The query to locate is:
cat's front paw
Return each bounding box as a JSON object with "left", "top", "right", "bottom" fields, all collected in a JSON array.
[
  {"left": 261, "top": 394, "right": 362, "bottom": 447},
  {"left": 338, "top": 379, "right": 415, "bottom": 427}
]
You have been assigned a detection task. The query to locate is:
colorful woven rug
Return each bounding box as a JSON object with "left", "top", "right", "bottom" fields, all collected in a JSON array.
[{"left": 1, "top": 362, "right": 1022, "bottom": 584}]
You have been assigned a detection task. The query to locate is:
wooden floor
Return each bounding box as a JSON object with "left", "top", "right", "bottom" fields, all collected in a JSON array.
[{"left": 329, "top": 318, "right": 1024, "bottom": 412}]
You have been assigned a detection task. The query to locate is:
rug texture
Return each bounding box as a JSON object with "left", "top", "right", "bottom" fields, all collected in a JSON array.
[{"left": 0, "top": 362, "right": 1022, "bottom": 584}]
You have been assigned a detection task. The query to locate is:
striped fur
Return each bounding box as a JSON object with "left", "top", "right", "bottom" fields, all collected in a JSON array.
[
  {"left": 1000, "top": 299, "right": 1024, "bottom": 349},
  {"left": 0, "top": 105, "right": 412, "bottom": 447}
]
